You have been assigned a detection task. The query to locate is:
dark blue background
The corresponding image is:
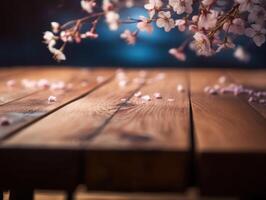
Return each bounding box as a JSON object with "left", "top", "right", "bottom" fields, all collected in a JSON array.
[{"left": 1, "top": 0, "right": 265, "bottom": 68}]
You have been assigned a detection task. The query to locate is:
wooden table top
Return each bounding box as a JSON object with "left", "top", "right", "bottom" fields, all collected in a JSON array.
[{"left": 0, "top": 67, "right": 265, "bottom": 197}]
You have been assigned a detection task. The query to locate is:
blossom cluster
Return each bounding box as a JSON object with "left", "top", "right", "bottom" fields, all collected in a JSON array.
[{"left": 44, "top": 0, "right": 266, "bottom": 62}]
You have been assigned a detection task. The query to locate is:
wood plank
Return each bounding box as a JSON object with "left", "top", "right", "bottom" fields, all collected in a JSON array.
[
  {"left": 228, "top": 70, "right": 266, "bottom": 118},
  {"left": 0, "top": 68, "right": 24, "bottom": 78},
  {"left": 84, "top": 70, "right": 190, "bottom": 191},
  {"left": 0, "top": 68, "right": 114, "bottom": 140},
  {"left": 0, "top": 69, "right": 144, "bottom": 190},
  {"left": 190, "top": 69, "right": 266, "bottom": 197},
  {"left": 0, "top": 68, "right": 82, "bottom": 105}
]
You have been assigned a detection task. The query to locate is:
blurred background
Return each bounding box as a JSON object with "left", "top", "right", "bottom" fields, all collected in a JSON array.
[{"left": 1, "top": 0, "right": 266, "bottom": 68}]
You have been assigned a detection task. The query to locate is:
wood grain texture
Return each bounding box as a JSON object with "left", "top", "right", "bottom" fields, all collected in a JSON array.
[
  {"left": 0, "top": 68, "right": 81, "bottom": 106},
  {"left": 228, "top": 70, "right": 266, "bottom": 118},
  {"left": 190, "top": 69, "right": 266, "bottom": 197},
  {"left": 84, "top": 70, "right": 190, "bottom": 191},
  {"left": 0, "top": 68, "right": 114, "bottom": 140},
  {"left": 0, "top": 68, "right": 114, "bottom": 190},
  {"left": 0, "top": 70, "right": 143, "bottom": 190}
]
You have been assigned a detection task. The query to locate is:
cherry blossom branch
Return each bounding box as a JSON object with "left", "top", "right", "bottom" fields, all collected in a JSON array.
[{"left": 43, "top": 0, "right": 266, "bottom": 63}]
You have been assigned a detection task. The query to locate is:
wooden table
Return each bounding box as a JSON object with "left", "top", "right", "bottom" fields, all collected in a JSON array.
[{"left": 0, "top": 67, "right": 265, "bottom": 200}]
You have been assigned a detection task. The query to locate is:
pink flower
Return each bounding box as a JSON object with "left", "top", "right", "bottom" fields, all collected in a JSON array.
[
  {"left": 248, "top": 5, "right": 266, "bottom": 25},
  {"left": 137, "top": 16, "right": 153, "bottom": 33},
  {"left": 144, "top": 0, "right": 163, "bottom": 18},
  {"left": 169, "top": 48, "right": 186, "bottom": 61},
  {"left": 120, "top": 30, "right": 137, "bottom": 45},
  {"left": 245, "top": 24, "right": 266, "bottom": 47},
  {"left": 105, "top": 11, "right": 120, "bottom": 31},
  {"left": 51, "top": 22, "right": 60, "bottom": 33},
  {"left": 169, "top": 0, "right": 193, "bottom": 15},
  {"left": 156, "top": 11, "right": 175, "bottom": 32},
  {"left": 198, "top": 10, "right": 219, "bottom": 30},
  {"left": 223, "top": 18, "right": 245, "bottom": 35},
  {"left": 191, "top": 32, "right": 213, "bottom": 56},
  {"left": 175, "top": 19, "right": 186, "bottom": 32}
]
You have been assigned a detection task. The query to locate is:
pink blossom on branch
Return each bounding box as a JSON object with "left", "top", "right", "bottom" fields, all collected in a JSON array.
[{"left": 43, "top": 0, "right": 266, "bottom": 62}]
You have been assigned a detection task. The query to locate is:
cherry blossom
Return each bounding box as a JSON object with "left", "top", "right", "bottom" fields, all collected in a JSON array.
[
  {"left": 156, "top": 11, "right": 175, "bottom": 32},
  {"left": 43, "top": 0, "right": 266, "bottom": 62},
  {"left": 120, "top": 30, "right": 137, "bottom": 45},
  {"left": 169, "top": 48, "right": 186, "bottom": 61},
  {"left": 198, "top": 10, "right": 219, "bottom": 30},
  {"left": 248, "top": 5, "right": 266, "bottom": 25},
  {"left": 169, "top": 0, "right": 193, "bottom": 15},
  {"left": 191, "top": 32, "right": 213, "bottom": 56},
  {"left": 245, "top": 24, "right": 266, "bottom": 47},
  {"left": 236, "top": 0, "right": 256, "bottom": 12},
  {"left": 144, "top": 0, "right": 163, "bottom": 18},
  {"left": 106, "top": 11, "right": 120, "bottom": 31},
  {"left": 223, "top": 18, "right": 245, "bottom": 35},
  {"left": 51, "top": 22, "right": 60, "bottom": 33},
  {"left": 137, "top": 16, "right": 153, "bottom": 33},
  {"left": 175, "top": 19, "right": 186, "bottom": 32},
  {"left": 81, "top": 0, "right": 96, "bottom": 13}
]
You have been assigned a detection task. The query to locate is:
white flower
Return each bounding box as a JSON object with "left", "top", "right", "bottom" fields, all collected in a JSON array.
[
  {"left": 234, "top": 46, "right": 250, "bottom": 62},
  {"left": 120, "top": 30, "right": 137, "bottom": 45},
  {"left": 191, "top": 32, "right": 214, "bottom": 56},
  {"left": 106, "top": 11, "right": 120, "bottom": 31},
  {"left": 175, "top": 19, "right": 186, "bottom": 32},
  {"left": 223, "top": 18, "right": 245, "bottom": 35},
  {"left": 198, "top": 10, "right": 219, "bottom": 30},
  {"left": 169, "top": 48, "right": 186, "bottom": 61},
  {"left": 144, "top": 0, "right": 163, "bottom": 18},
  {"left": 43, "top": 31, "right": 55, "bottom": 44},
  {"left": 51, "top": 22, "right": 60, "bottom": 33},
  {"left": 248, "top": 5, "right": 266, "bottom": 25},
  {"left": 169, "top": 0, "right": 193, "bottom": 15},
  {"left": 81, "top": 0, "right": 96, "bottom": 13},
  {"left": 156, "top": 11, "right": 175, "bottom": 32},
  {"left": 102, "top": 0, "right": 113, "bottom": 12},
  {"left": 245, "top": 24, "right": 266, "bottom": 47},
  {"left": 137, "top": 16, "right": 153, "bottom": 33},
  {"left": 52, "top": 49, "right": 66, "bottom": 62}
]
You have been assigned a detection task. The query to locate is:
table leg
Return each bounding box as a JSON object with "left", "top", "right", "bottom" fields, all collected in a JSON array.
[{"left": 9, "top": 189, "right": 33, "bottom": 200}]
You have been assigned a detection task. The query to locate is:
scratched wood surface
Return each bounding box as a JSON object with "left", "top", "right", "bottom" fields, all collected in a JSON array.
[
  {"left": 190, "top": 70, "right": 266, "bottom": 197},
  {"left": 0, "top": 67, "right": 265, "bottom": 198}
]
